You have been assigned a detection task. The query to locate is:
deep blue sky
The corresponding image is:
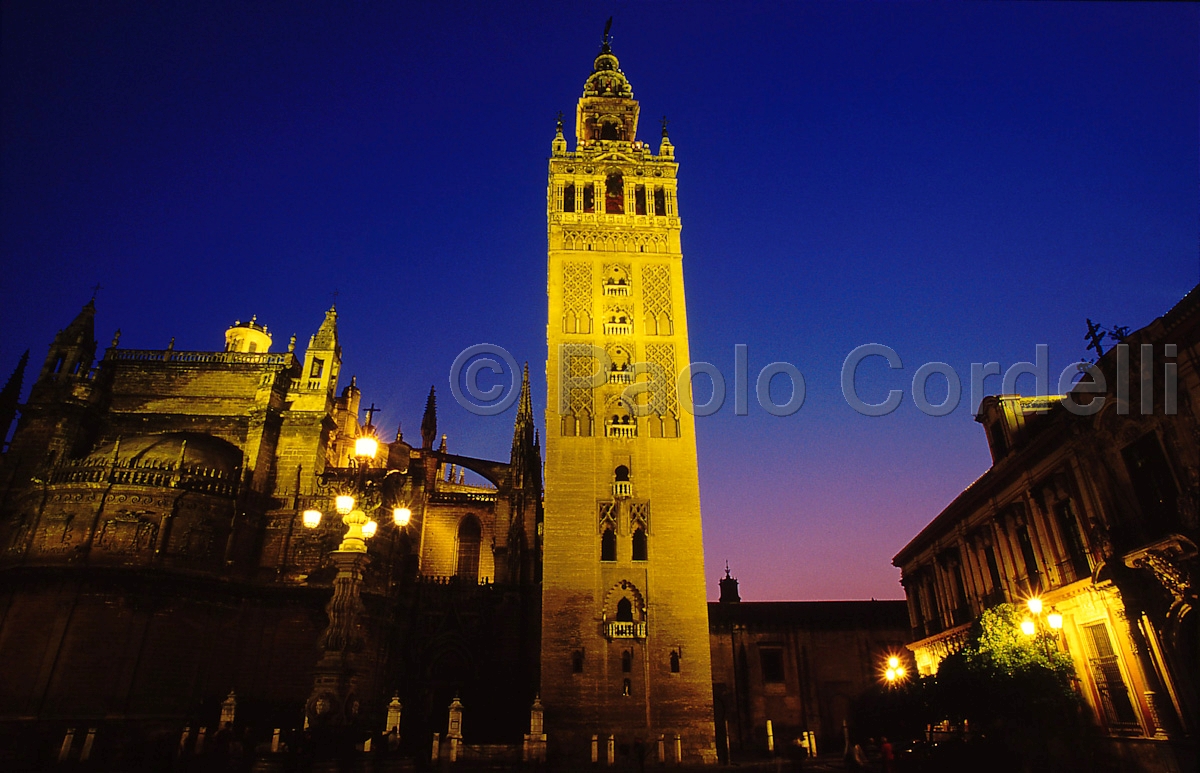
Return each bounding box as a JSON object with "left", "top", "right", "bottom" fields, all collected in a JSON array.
[{"left": 2, "top": 2, "right": 1196, "bottom": 600}]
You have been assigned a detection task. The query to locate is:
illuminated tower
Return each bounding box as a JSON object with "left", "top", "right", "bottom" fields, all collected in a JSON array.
[{"left": 541, "top": 31, "right": 717, "bottom": 764}]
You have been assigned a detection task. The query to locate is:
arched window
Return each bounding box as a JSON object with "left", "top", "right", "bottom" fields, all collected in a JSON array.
[
  {"left": 601, "top": 120, "right": 620, "bottom": 141},
  {"left": 622, "top": 678, "right": 631, "bottom": 696},
  {"left": 622, "top": 650, "right": 633, "bottom": 673},
  {"left": 670, "top": 651, "right": 681, "bottom": 673},
  {"left": 605, "top": 173, "right": 624, "bottom": 214},
  {"left": 616, "top": 597, "right": 633, "bottom": 622},
  {"left": 601, "top": 528, "right": 617, "bottom": 561},
  {"left": 632, "top": 528, "right": 647, "bottom": 562},
  {"left": 614, "top": 465, "right": 630, "bottom": 482},
  {"left": 572, "top": 650, "right": 584, "bottom": 674},
  {"left": 563, "top": 183, "right": 575, "bottom": 212},
  {"left": 456, "top": 516, "right": 482, "bottom": 581}
]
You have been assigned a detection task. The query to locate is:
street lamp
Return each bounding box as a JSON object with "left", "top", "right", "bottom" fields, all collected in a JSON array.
[
  {"left": 1021, "top": 597, "right": 1065, "bottom": 656},
  {"left": 883, "top": 654, "right": 908, "bottom": 684},
  {"left": 393, "top": 506, "right": 412, "bottom": 527}
]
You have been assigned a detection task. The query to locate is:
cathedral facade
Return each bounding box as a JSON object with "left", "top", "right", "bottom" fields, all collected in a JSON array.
[{"left": 0, "top": 302, "right": 543, "bottom": 767}]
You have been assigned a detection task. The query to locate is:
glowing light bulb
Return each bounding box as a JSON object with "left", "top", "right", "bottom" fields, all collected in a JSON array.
[
  {"left": 302, "top": 509, "right": 322, "bottom": 528},
  {"left": 1047, "top": 610, "right": 1063, "bottom": 630},
  {"left": 896, "top": 666, "right": 906, "bottom": 679},
  {"left": 1021, "top": 619, "right": 1036, "bottom": 636},
  {"left": 335, "top": 495, "right": 355, "bottom": 515},
  {"left": 393, "top": 506, "right": 412, "bottom": 526},
  {"left": 885, "top": 668, "right": 897, "bottom": 682},
  {"left": 355, "top": 435, "right": 379, "bottom": 460},
  {"left": 887, "top": 656, "right": 900, "bottom": 669},
  {"left": 363, "top": 519, "right": 377, "bottom": 539},
  {"left": 1027, "top": 597, "right": 1043, "bottom": 615}
]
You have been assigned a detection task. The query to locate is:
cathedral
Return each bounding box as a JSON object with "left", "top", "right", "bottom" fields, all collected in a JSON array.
[{"left": 0, "top": 33, "right": 910, "bottom": 770}]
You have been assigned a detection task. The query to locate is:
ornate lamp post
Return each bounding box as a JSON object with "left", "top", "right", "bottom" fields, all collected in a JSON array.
[{"left": 301, "top": 427, "right": 387, "bottom": 735}]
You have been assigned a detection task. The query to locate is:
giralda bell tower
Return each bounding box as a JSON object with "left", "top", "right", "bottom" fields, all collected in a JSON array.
[{"left": 541, "top": 29, "right": 717, "bottom": 764}]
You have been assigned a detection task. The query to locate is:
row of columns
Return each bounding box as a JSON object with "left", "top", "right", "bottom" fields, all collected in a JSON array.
[{"left": 590, "top": 733, "right": 684, "bottom": 765}]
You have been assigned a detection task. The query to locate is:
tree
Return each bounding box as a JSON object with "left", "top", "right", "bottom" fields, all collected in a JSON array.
[{"left": 930, "top": 604, "right": 1089, "bottom": 772}]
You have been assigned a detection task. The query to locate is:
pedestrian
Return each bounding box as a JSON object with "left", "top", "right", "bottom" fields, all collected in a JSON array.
[{"left": 881, "top": 736, "right": 895, "bottom": 773}]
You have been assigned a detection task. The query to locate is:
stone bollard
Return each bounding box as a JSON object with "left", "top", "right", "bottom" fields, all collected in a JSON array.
[
  {"left": 432, "top": 732, "right": 441, "bottom": 762},
  {"left": 591, "top": 734, "right": 599, "bottom": 763},
  {"left": 80, "top": 729, "right": 96, "bottom": 762},
  {"left": 606, "top": 734, "right": 615, "bottom": 766}
]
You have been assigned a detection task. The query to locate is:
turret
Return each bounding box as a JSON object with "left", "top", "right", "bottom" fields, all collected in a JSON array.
[
  {"left": 35, "top": 299, "right": 97, "bottom": 386},
  {"left": 719, "top": 564, "right": 741, "bottom": 604},
  {"left": 299, "top": 306, "right": 341, "bottom": 397},
  {"left": 575, "top": 26, "right": 639, "bottom": 145},
  {"left": 225, "top": 316, "right": 273, "bottom": 353}
]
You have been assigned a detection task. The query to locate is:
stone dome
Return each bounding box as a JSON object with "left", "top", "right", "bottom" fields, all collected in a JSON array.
[{"left": 86, "top": 432, "right": 243, "bottom": 475}]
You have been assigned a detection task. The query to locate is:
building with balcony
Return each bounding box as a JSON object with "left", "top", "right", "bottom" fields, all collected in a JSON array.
[{"left": 893, "top": 285, "right": 1199, "bottom": 772}]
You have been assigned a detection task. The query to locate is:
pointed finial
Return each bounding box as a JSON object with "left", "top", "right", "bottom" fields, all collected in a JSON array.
[
  {"left": 110, "top": 329, "right": 121, "bottom": 348},
  {"left": 603, "top": 17, "right": 613, "bottom": 47},
  {"left": 288, "top": 334, "right": 296, "bottom": 353},
  {"left": 556, "top": 110, "right": 564, "bottom": 131},
  {"left": 167, "top": 337, "right": 175, "bottom": 351},
  {"left": 421, "top": 386, "right": 438, "bottom": 450},
  {"left": 394, "top": 422, "right": 403, "bottom": 443},
  {"left": 661, "top": 115, "right": 669, "bottom": 138},
  {"left": 724, "top": 560, "right": 731, "bottom": 579},
  {"left": 90, "top": 283, "right": 102, "bottom": 302},
  {"left": 438, "top": 433, "right": 448, "bottom": 454}
]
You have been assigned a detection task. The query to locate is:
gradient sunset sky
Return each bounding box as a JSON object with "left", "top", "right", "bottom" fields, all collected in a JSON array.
[{"left": 2, "top": 2, "right": 1196, "bottom": 600}]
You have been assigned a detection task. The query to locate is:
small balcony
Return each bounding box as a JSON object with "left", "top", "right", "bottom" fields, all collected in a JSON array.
[
  {"left": 603, "top": 323, "right": 632, "bottom": 336},
  {"left": 605, "top": 424, "right": 637, "bottom": 439},
  {"left": 612, "top": 481, "right": 632, "bottom": 498},
  {"left": 603, "top": 282, "right": 630, "bottom": 297},
  {"left": 608, "top": 370, "right": 632, "bottom": 385},
  {"left": 604, "top": 621, "right": 647, "bottom": 640}
]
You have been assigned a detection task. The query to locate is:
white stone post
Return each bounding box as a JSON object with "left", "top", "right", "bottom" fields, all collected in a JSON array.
[
  {"left": 80, "top": 729, "right": 96, "bottom": 762},
  {"left": 674, "top": 734, "right": 682, "bottom": 764},
  {"left": 58, "top": 729, "right": 74, "bottom": 762},
  {"left": 591, "top": 734, "right": 599, "bottom": 763},
  {"left": 766, "top": 719, "right": 774, "bottom": 753},
  {"left": 195, "top": 728, "right": 207, "bottom": 755},
  {"left": 606, "top": 734, "right": 615, "bottom": 765},
  {"left": 447, "top": 695, "right": 464, "bottom": 762},
  {"left": 657, "top": 734, "right": 665, "bottom": 763},
  {"left": 431, "top": 732, "right": 440, "bottom": 762},
  {"left": 271, "top": 728, "right": 281, "bottom": 752}
]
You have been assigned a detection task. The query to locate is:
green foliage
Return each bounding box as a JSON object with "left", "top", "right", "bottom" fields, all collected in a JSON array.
[{"left": 925, "top": 603, "right": 1087, "bottom": 771}]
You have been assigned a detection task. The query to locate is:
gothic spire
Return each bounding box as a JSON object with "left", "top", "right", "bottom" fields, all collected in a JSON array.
[
  {"left": 420, "top": 386, "right": 437, "bottom": 450},
  {"left": 0, "top": 350, "right": 29, "bottom": 447}
]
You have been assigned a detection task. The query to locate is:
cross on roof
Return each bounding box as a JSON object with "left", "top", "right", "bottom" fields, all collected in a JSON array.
[
  {"left": 363, "top": 402, "right": 381, "bottom": 427},
  {"left": 1085, "top": 318, "right": 1106, "bottom": 358}
]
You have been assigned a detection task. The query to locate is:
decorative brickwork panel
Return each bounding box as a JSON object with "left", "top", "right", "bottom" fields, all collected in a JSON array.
[
  {"left": 644, "top": 343, "right": 677, "bottom": 416},
  {"left": 628, "top": 501, "right": 650, "bottom": 532},
  {"left": 562, "top": 230, "right": 667, "bottom": 254},
  {"left": 642, "top": 264, "right": 673, "bottom": 335},
  {"left": 563, "top": 262, "right": 592, "bottom": 334},
  {"left": 598, "top": 501, "right": 617, "bottom": 533}
]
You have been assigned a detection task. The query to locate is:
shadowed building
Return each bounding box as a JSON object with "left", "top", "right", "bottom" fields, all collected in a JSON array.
[
  {"left": 707, "top": 569, "right": 911, "bottom": 761},
  {"left": 894, "top": 285, "right": 1199, "bottom": 773}
]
